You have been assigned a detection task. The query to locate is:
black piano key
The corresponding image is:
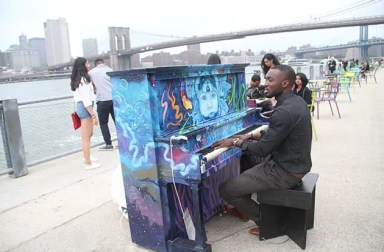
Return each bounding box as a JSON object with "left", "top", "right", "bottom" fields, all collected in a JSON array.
[{"left": 200, "top": 146, "right": 215, "bottom": 155}]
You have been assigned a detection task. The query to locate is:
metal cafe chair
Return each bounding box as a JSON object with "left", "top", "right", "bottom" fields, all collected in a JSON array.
[
  {"left": 308, "top": 80, "right": 326, "bottom": 97},
  {"left": 314, "top": 80, "right": 341, "bottom": 119},
  {"left": 337, "top": 76, "right": 352, "bottom": 102},
  {"left": 348, "top": 68, "right": 362, "bottom": 87},
  {"left": 365, "top": 66, "right": 378, "bottom": 84}
]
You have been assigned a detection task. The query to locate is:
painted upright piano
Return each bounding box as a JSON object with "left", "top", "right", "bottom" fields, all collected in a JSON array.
[{"left": 108, "top": 64, "right": 268, "bottom": 252}]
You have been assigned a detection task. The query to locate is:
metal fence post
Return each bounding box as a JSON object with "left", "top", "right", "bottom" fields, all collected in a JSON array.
[
  {"left": 310, "top": 65, "right": 314, "bottom": 80},
  {"left": 0, "top": 104, "right": 13, "bottom": 171},
  {"left": 1, "top": 99, "right": 28, "bottom": 178}
]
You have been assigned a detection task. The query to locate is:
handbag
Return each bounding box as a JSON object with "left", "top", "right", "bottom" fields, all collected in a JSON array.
[{"left": 71, "top": 112, "right": 81, "bottom": 130}]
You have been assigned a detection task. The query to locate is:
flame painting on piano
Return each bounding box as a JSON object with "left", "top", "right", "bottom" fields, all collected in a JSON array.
[
  {"left": 108, "top": 64, "right": 268, "bottom": 252},
  {"left": 156, "top": 68, "right": 245, "bottom": 135}
]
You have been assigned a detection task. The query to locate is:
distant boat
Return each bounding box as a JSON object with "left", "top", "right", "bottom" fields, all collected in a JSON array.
[{"left": 285, "top": 58, "right": 312, "bottom": 66}]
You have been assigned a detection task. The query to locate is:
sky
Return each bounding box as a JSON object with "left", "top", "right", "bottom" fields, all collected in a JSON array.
[{"left": 0, "top": 0, "right": 383, "bottom": 58}]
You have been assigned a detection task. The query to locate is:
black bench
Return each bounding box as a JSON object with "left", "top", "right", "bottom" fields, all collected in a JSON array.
[{"left": 257, "top": 173, "right": 319, "bottom": 250}]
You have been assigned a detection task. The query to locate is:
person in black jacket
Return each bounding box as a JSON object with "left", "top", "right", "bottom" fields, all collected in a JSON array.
[
  {"left": 246, "top": 74, "right": 265, "bottom": 99},
  {"left": 213, "top": 65, "right": 312, "bottom": 236},
  {"left": 293, "top": 73, "right": 312, "bottom": 109},
  {"left": 328, "top": 57, "right": 337, "bottom": 73}
]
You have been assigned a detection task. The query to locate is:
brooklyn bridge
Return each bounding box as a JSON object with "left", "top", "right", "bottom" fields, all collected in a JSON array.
[{"left": 46, "top": 15, "right": 384, "bottom": 71}]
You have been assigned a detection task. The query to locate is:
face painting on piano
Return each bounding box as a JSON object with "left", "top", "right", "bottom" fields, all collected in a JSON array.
[{"left": 196, "top": 76, "right": 219, "bottom": 118}]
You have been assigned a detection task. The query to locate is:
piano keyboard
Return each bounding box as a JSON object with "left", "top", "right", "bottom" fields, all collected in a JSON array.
[{"left": 200, "top": 125, "right": 269, "bottom": 173}]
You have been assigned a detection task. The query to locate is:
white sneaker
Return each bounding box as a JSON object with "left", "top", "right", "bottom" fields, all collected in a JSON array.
[
  {"left": 120, "top": 206, "right": 128, "bottom": 219},
  {"left": 85, "top": 162, "right": 101, "bottom": 170},
  {"left": 83, "top": 156, "right": 98, "bottom": 163}
]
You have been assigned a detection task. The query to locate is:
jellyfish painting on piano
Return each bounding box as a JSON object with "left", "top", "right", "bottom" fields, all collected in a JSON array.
[{"left": 190, "top": 75, "right": 230, "bottom": 125}]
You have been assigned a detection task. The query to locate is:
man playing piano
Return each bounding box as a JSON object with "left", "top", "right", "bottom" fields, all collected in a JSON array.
[{"left": 212, "top": 65, "right": 312, "bottom": 236}]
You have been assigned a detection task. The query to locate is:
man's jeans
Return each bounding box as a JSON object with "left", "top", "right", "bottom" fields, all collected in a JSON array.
[{"left": 97, "top": 100, "right": 115, "bottom": 145}]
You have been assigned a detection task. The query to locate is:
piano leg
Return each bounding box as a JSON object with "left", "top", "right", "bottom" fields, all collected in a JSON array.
[
  {"left": 191, "top": 183, "right": 211, "bottom": 251},
  {"left": 167, "top": 183, "right": 212, "bottom": 252}
]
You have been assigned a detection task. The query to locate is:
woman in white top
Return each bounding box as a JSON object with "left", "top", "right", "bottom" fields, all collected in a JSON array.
[{"left": 70, "top": 57, "right": 101, "bottom": 169}]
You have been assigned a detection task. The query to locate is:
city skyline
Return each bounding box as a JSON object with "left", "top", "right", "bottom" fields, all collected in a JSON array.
[{"left": 1, "top": 0, "right": 384, "bottom": 58}]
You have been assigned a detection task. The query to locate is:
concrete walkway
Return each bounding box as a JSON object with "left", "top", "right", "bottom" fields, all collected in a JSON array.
[{"left": 1, "top": 69, "right": 384, "bottom": 252}]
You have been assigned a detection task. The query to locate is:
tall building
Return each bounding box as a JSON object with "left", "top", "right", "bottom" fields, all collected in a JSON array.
[
  {"left": 7, "top": 34, "right": 40, "bottom": 71},
  {"left": 180, "top": 50, "right": 203, "bottom": 64},
  {"left": 152, "top": 51, "right": 173, "bottom": 66},
  {"left": 187, "top": 44, "right": 201, "bottom": 53},
  {"left": 29, "top": 38, "right": 47, "bottom": 67},
  {"left": 179, "top": 43, "right": 203, "bottom": 64},
  {"left": 44, "top": 18, "right": 71, "bottom": 66},
  {"left": 82, "top": 38, "right": 98, "bottom": 58},
  {"left": 368, "top": 44, "right": 384, "bottom": 57},
  {"left": 346, "top": 48, "right": 360, "bottom": 59},
  {"left": 0, "top": 50, "right": 12, "bottom": 68}
]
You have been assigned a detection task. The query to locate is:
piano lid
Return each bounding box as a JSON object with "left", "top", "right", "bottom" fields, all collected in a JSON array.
[{"left": 109, "top": 64, "right": 249, "bottom": 137}]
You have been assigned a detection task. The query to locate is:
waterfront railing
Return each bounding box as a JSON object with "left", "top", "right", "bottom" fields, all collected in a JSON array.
[{"left": 0, "top": 96, "right": 116, "bottom": 177}]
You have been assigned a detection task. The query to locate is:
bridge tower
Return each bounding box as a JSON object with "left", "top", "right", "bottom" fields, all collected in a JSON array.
[
  {"left": 359, "top": 25, "right": 369, "bottom": 59},
  {"left": 108, "top": 27, "right": 132, "bottom": 70}
]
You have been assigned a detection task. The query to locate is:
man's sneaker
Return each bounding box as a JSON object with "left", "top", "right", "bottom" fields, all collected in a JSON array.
[
  {"left": 85, "top": 162, "right": 101, "bottom": 170},
  {"left": 83, "top": 156, "right": 98, "bottom": 163},
  {"left": 99, "top": 145, "right": 113, "bottom": 151}
]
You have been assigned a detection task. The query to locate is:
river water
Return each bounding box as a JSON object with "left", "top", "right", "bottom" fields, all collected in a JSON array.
[{"left": 0, "top": 78, "right": 71, "bottom": 102}]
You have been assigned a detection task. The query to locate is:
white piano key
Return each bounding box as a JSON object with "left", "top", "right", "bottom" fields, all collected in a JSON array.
[{"left": 202, "top": 125, "right": 269, "bottom": 164}]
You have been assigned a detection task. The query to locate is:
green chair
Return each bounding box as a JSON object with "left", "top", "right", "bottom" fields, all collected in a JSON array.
[
  {"left": 348, "top": 68, "right": 362, "bottom": 87},
  {"left": 308, "top": 91, "right": 318, "bottom": 141},
  {"left": 337, "top": 76, "right": 352, "bottom": 102}
]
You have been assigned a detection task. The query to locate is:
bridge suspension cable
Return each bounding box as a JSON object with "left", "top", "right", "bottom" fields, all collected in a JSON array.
[
  {"left": 130, "top": 29, "right": 187, "bottom": 39},
  {"left": 318, "top": 0, "right": 383, "bottom": 19},
  {"left": 297, "top": 0, "right": 383, "bottom": 24},
  {"left": 125, "top": 0, "right": 384, "bottom": 49}
]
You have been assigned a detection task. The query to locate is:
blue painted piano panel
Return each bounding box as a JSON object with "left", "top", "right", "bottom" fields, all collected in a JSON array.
[{"left": 109, "top": 64, "right": 268, "bottom": 252}]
